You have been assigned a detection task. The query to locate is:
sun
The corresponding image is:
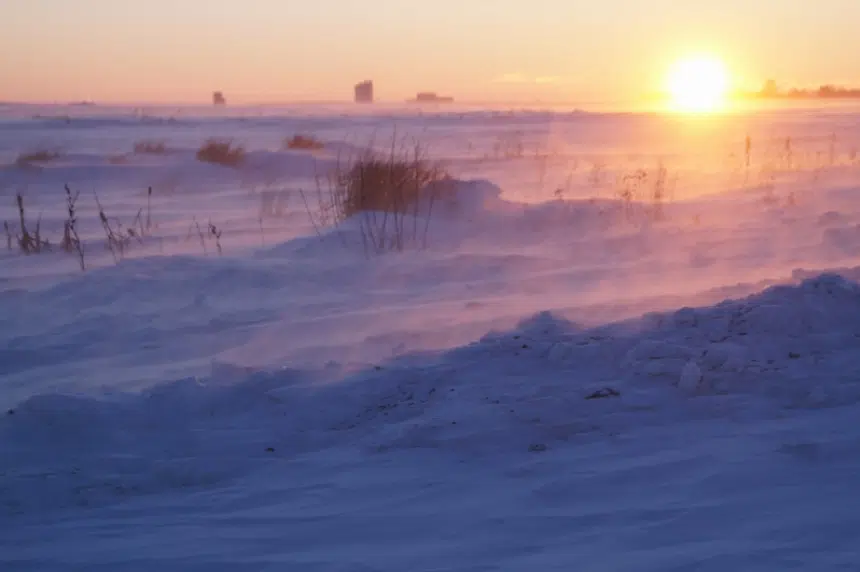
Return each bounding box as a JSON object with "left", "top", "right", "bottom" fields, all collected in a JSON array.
[{"left": 666, "top": 55, "right": 729, "bottom": 112}]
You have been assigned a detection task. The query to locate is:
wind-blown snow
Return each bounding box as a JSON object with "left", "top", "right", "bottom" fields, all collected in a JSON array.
[{"left": 2, "top": 102, "right": 860, "bottom": 570}]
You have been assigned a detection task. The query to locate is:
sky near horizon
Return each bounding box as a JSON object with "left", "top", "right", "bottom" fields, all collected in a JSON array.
[{"left": 1, "top": 0, "right": 859, "bottom": 104}]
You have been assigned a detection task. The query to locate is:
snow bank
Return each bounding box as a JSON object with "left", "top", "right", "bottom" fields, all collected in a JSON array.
[{"left": 4, "top": 271, "right": 860, "bottom": 516}]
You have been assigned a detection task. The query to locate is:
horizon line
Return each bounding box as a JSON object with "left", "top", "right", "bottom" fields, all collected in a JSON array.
[{"left": 0, "top": 94, "right": 648, "bottom": 108}]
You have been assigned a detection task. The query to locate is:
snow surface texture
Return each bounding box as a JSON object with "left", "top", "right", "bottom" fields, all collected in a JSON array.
[{"left": 2, "top": 103, "right": 860, "bottom": 570}]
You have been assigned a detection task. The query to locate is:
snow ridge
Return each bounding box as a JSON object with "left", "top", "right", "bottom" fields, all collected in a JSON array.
[{"left": 3, "top": 272, "right": 860, "bottom": 515}]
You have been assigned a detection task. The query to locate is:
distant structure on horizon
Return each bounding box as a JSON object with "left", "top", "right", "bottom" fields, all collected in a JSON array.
[
  {"left": 409, "top": 92, "right": 454, "bottom": 104},
  {"left": 748, "top": 80, "right": 860, "bottom": 100},
  {"left": 354, "top": 81, "right": 374, "bottom": 104},
  {"left": 761, "top": 79, "right": 779, "bottom": 98},
  {"left": 213, "top": 91, "right": 226, "bottom": 106}
]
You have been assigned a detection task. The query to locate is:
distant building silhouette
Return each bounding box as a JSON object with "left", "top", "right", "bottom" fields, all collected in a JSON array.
[
  {"left": 761, "top": 79, "right": 778, "bottom": 97},
  {"left": 213, "top": 91, "right": 226, "bottom": 106},
  {"left": 409, "top": 92, "right": 454, "bottom": 104},
  {"left": 354, "top": 81, "right": 374, "bottom": 103}
]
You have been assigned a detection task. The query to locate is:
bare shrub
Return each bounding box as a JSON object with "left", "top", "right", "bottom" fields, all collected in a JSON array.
[
  {"left": 133, "top": 140, "right": 168, "bottom": 155},
  {"left": 208, "top": 221, "right": 223, "bottom": 255},
  {"left": 285, "top": 134, "right": 324, "bottom": 151},
  {"left": 617, "top": 169, "right": 647, "bottom": 219},
  {"left": 186, "top": 218, "right": 208, "bottom": 255},
  {"left": 303, "top": 140, "right": 452, "bottom": 255},
  {"left": 16, "top": 150, "right": 60, "bottom": 168},
  {"left": 13, "top": 194, "right": 50, "bottom": 253},
  {"left": 183, "top": 218, "right": 223, "bottom": 255},
  {"left": 196, "top": 139, "right": 245, "bottom": 167},
  {"left": 95, "top": 193, "right": 139, "bottom": 262},
  {"left": 62, "top": 185, "right": 86, "bottom": 271}
]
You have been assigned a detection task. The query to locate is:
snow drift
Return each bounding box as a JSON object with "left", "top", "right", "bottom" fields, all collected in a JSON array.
[{"left": 4, "top": 272, "right": 860, "bottom": 517}]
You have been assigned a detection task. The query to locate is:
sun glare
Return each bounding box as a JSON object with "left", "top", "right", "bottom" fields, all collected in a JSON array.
[{"left": 667, "top": 56, "right": 729, "bottom": 113}]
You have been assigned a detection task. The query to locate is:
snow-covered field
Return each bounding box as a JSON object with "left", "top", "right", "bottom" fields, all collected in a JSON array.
[{"left": 2, "top": 102, "right": 860, "bottom": 570}]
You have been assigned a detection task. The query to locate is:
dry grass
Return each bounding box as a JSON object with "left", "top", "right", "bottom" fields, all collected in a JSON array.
[
  {"left": 62, "top": 185, "right": 86, "bottom": 271},
  {"left": 10, "top": 194, "right": 50, "bottom": 253},
  {"left": 133, "top": 140, "right": 168, "bottom": 155},
  {"left": 335, "top": 153, "right": 447, "bottom": 218},
  {"left": 285, "top": 134, "right": 325, "bottom": 151},
  {"left": 16, "top": 150, "right": 60, "bottom": 167},
  {"left": 304, "top": 141, "right": 452, "bottom": 255},
  {"left": 196, "top": 139, "right": 246, "bottom": 167}
]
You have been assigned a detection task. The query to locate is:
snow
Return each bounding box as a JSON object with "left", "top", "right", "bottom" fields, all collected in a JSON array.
[{"left": 2, "top": 102, "right": 860, "bottom": 570}]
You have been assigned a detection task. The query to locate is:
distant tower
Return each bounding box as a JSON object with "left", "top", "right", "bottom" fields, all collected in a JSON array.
[
  {"left": 213, "top": 91, "right": 226, "bottom": 106},
  {"left": 354, "top": 81, "right": 374, "bottom": 104},
  {"left": 761, "top": 80, "right": 778, "bottom": 97}
]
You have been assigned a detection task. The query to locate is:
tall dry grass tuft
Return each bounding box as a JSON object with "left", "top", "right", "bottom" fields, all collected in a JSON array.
[
  {"left": 16, "top": 150, "right": 60, "bottom": 168},
  {"left": 303, "top": 139, "right": 452, "bottom": 255},
  {"left": 62, "top": 185, "right": 86, "bottom": 271},
  {"left": 13, "top": 194, "right": 50, "bottom": 253},
  {"left": 133, "top": 140, "right": 168, "bottom": 155},
  {"left": 617, "top": 169, "right": 647, "bottom": 220},
  {"left": 196, "top": 139, "right": 245, "bottom": 167},
  {"left": 337, "top": 155, "right": 445, "bottom": 218},
  {"left": 285, "top": 134, "right": 325, "bottom": 151},
  {"left": 94, "top": 193, "right": 140, "bottom": 262},
  {"left": 208, "top": 221, "right": 223, "bottom": 255}
]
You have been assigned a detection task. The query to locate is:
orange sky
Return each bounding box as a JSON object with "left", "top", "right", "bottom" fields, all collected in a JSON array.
[{"left": 2, "top": 0, "right": 859, "bottom": 104}]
